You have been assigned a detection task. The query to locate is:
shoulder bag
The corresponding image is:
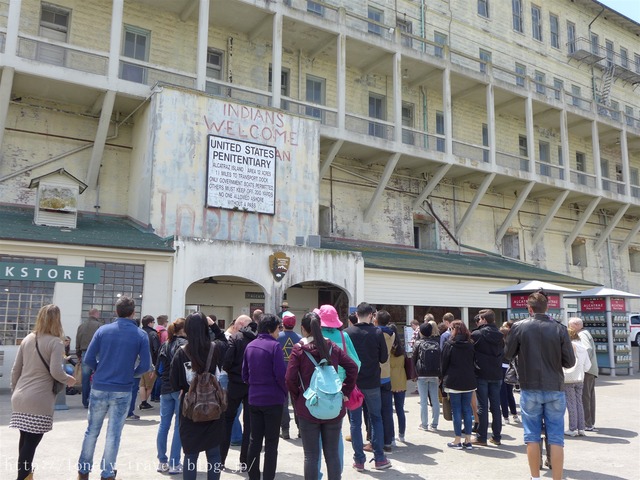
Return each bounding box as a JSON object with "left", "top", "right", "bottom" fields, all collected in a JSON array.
[
  {"left": 340, "top": 332, "right": 364, "bottom": 410},
  {"left": 35, "top": 336, "right": 66, "bottom": 395}
]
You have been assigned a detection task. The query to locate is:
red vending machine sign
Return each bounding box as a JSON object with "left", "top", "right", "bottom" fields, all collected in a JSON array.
[{"left": 580, "top": 298, "right": 606, "bottom": 312}]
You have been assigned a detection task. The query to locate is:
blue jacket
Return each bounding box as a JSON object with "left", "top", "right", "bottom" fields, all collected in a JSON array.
[{"left": 83, "top": 318, "right": 151, "bottom": 392}]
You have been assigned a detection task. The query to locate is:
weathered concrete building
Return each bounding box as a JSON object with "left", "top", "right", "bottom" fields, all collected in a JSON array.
[{"left": 1, "top": 0, "right": 639, "bottom": 384}]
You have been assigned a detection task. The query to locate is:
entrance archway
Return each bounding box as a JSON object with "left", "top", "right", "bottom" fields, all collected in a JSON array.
[{"left": 283, "top": 281, "right": 350, "bottom": 322}]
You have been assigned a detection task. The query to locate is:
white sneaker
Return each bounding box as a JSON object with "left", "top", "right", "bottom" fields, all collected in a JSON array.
[
  {"left": 168, "top": 464, "right": 183, "bottom": 475},
  {"left": 578, "top": 430, "right": 586, "bottom": 436},
  {"left": 157, "top": 462, "right": 169, "bottom": 473},
  {"left": 418, "top": 424, "right": 428, "bottom": 431},
  {"left": 396, "top": 435, "right": 405, "bottom": 443},
  {"left": 565, "top": 430, "right": 578, "bottom": 437},
  {"left": 428, "top": 425, "right": 438, "bottom": 432},
  {"left": 511, "top": 414, "right": 520, "bottom": 423}
]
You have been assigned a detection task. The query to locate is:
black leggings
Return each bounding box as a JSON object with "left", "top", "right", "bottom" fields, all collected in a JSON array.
[{"left": 17, "top": 430, "right": 44, "bottom": 480}]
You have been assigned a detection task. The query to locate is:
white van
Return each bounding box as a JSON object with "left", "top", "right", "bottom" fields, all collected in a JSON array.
[{"left": 630, "top": 313, "right": 640, "bottom": 346}]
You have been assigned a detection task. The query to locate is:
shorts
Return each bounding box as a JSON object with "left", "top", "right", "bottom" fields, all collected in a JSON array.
[
  {"left": 520, "top": 389, "right": 566, "bottom": 447},
  {"left": 140, "top": 371, "right": 157, "bottom": 389}
]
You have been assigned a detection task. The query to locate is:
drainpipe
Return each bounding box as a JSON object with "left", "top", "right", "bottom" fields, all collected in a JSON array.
[
  {"left": 602, "top": 211, "right": 615, "bottom": 287},
  {"left": 420, "top": 86, "right": 428, "bottom": 148}
]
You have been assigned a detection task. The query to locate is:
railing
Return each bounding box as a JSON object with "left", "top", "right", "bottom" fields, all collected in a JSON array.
[
  {"left": 205, "top": 79, "right": 271, "bottom": 108},
  {"left": 345, "top": 113, "right": 395, "bottom": 141},
  {"left": 570, "top": 170, "right": 597, "bottom": 188},
  {"left": 597, "top": 103, "right": 622, "bottom": 123},
  {"left": 119, "top": 58, "right": 196, "bottom": 89},
  {"left": 566, "top": 91, "right": 592, "bottom": 111},
  {"left": 496, "top": 151, "right": 529, "bottom": 171},
  {"left": 631, "top": 185, "right": 640, "bottom": 199},
  {"left": 0, "top": 31, "right": 5, "bottom": 54},
  {"left": 280, "top": 96, "right": 338, "bottom": 127},
  {"left": 344, "top": 10, "right": 395, "bottom": 42},
  {"left": 535, "top": 161, "right": 565, "bottom": 180},
  {"left": 601, "top": 178, "right": 626, "bottom": 195},
  {"left": 450, "top": 48, "right": 488, "bottom": 75},
  {"left": 453, "top": 140, "right": 489, "bottom": 163},
  {"left": 399, "top": 127, "right": 443, "bottom": 152},
  {"left": 17, "top": 34, "right": 109, "bottom": 76}
]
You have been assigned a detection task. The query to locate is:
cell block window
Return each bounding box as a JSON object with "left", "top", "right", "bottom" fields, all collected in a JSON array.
[
  {"left": 620, "top": 48, "right": 628, "bottom": 68},
  {"left": 512, "top": 0, "right": 523, "bottom": 33},
  {"left": 553, "top": 78, "right": 563, "bottom": 100},
  {"left": 605, "top": 40, "right": 614, "bottom": 68},
  {"left": 479, "top": 49, "right": 491, "bottom": 74},
  {"left": 397, "top": 19, "right": 412, "bottom": 48},
  {"left": 38, "top": 3, "right": 70, "bottom": 66},
  {"left": 515, "top": 63, "right": 526, "bottom": 87},
  {"left": 0, "top": 256, "right": 57, "bottom": 345},
  {"left": 539, "top": 141, "right": 550, "bottom": 176},
  {"left": 307, "top": 1, "right": 324, "bottom": 16},
  {"left": 306, "top": 75, "right": 326, "bottom": 120},
  {"left": 368, "top": 6, "right": 384, "bottom": 36},
  {"left": 571, "top": 240, "right": 587, "bottom": 267},
  {"left": 590, "top": 33, "right": 599, "bottom": 55},
  {"left": 502, "top": 232, "right": 520, "bottom": 260},
  {"left": 368, "top": 93, "right": 386, "bottom": 138},
  {"left": 413, "top": 219, "right": 437, "bottom": 250},
  {"left": 478, "top": 0, "right": 489, "bottom": 18},
  {"left": 436, "top": 111, "right": 445, "bottom": 152},
  {"left": 550, "top": 14, "right": 559, "bottom": 48},
  {"left": 205, "top": 48, "right": 223, "bottom": 95},
  {"left": 567, "top": 22, "right": 576, "bottom": 54},
  {"left": 434, "top": 32, "right": 447, "bottom": 59},
  {"left": 531, "top": 5, "right": 542, "bottom": 41},
  {"left": 534, "top": 71, "right": 546, "bottom": 94},
  {"left": 120, "top": 25, "right": 150, "bottom": 84},
  {"left": 630, "top": 249, "right": 640, "bottom": 273},
  {"left": 81, "top": 261, "right": 145, "bottom": 323},
  {"left": 482, "top": 123, "right": 489, "bottom": 162},
  {"left": 402, "top": 102, "right": 415, "bottom": 145}
]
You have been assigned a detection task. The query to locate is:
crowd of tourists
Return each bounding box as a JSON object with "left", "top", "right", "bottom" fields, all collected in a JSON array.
[{"left": 9, "top": 290, "right": 598, "bottom": 480}]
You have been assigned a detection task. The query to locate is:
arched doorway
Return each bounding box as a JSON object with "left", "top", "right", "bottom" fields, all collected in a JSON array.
[{"left": 283, "top": 281, "right": 350, "bottom": 322}]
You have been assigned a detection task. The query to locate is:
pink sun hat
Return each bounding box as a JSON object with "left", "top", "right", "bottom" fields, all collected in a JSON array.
[{"left": 313, "top": 305, "right": 343, "bottom": 329}]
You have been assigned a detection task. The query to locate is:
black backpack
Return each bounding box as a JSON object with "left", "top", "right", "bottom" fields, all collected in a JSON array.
[{"left": 418, "top": 339, "right": 441, "bottom": 377}]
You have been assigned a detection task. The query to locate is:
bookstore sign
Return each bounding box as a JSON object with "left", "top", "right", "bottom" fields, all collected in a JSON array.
[{"left": 0, "top": 263, "right": 101, "bottom": 284}]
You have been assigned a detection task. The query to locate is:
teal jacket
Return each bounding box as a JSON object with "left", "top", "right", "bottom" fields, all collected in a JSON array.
[{"left": 321, "top": 327, "right": 361, "bottom": 381}]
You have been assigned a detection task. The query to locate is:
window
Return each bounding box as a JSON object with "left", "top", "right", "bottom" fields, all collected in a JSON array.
[
  {"left": 482, "top": 124, "right": 489, "bottom": 162},
  {"left": 590, "top": 33, "right": 599, "bottom": 55},
  {"left": 38, "top": 3, "right": 70, "bottom": 66},
  {"left": 478, "top": 0, "right": 489, "bottom": 18},
  {"left": 515, "top": 63, "right": 526, "bottom": 87},
  {"left": 436, "top": 111, "right": 445, "bottom": 152},
  {"left": 519, "top": 135, "right": 529, "bottom": 171},
  {"left": 631, "top": 167, "right": 640, "bottom": 197},
  {"left": 636, "top": 53, "right": 640, "bottom": 74},
  {"left": 512, "top": 0, "right": 523, "bottom": 33},
  {"left": 368, "top": 93, "right": 386, "bottom": 138},
  {"left": 502, "top": 232, "right": 520, "bottom": 259},
  {"left": 576, "top": 152, "right": 587, "bottom": 184},
  {"left": 82, "top": 261, "right": 145, "bottom": 324},
  {"left": 368, "top": 6, "right": 384, "bottom": 36},
  {"left": 531, "top": 5, "right": 542, "bottom": 41},
  {"left": 319, "top": 205, "right": 331, "bottom": 236},
  {"left": 571, "top": 240, "right": 587, "bottom": 267},
  {"left": 402, "top": 102, "right": 415, "bottom": 145},
  {"left": 479, "top": 49, "right": 491, "bottom": 74},
  {"left": 601, "top": 158, "right": 610, "bottom": 191},
  {"left": 268, "top": 66, "right": 290, "bottom": 97},
  {"left": 0, "top": 256, "right": 56, "bottom": 345},
  {"left": 616, "top": 163, "right": 624, "bottom": 194},
  {"left": 413, "top": 219, "right": 436, "bottom": 250},
  {"left": 550, "top": 14, "right": 559, "bottom": 48},
  {"left": 307, "top": 1, "right": 324, "bottom": 16},
  {"left": 434, "top": 32, "right": 447, "bottom": 59},
  {"left": 120, "top": 25, "right": 150, "bottom": 84},
  {"left": 605, "top": 40, "right": 614, "bottom": 68},
  {"left": 205, "top": 48, "right": 223, "bottom": 95},
  {"left": 553, "top": 78, "right": 563, "bottom": 100},
  {"left": 610, "top": 100, "right": 620, "bottom": 121},
  {"left": 630, "top": 249, "right": 640, "bottom": 273},
  {"left": 558, "top": 146, "right": 565, "bottom": 179},
  {"left": 306, "top": 75, "right": 325, "bottom": 120},
  {"left": 567, "top": 21, "right": 576, "bottom": 54},
  {"left": 571, "top": 84, "right": 581, "bottom": 107},
  {"left": 539, "top": 141, "right": 550, "bottom": 176},
  {"left": 534, "top": 70, "right": 546, "bottom": 94},
  {"left": 397, "top": 18, "right": 412, "bottom": 48},
  {"left": 626, "top": 105, "right": 634, "bottom": 127},
  {"left": 621, "top": 47, "right": 628, "bottom": 68}
]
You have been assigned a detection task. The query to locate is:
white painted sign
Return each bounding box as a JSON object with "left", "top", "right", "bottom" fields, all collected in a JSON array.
[{"left": 206, "top": 135, "right": 277, "bottom": 214}]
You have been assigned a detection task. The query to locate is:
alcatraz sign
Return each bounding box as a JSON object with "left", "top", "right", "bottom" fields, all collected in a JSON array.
[
  {"left": 206, "top": 135, "right": 277, "bottom": 215},
  {"left": 0, "top": 263, "right": 101, "bottom": 284}
]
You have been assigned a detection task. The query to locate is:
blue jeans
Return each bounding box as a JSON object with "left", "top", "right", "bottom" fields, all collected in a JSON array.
[
  {"left": 81, "top": 362, "right": 93, "bottom": 408},
  {"left": 476, "top": 378, "right": 503, "bottom": 441},
  {"left": 231, "top": 403, "right": 243, "bottom": 444},
  {"left": 449, "top": 391, "right": 473, "bottom": 437},
  {"left": 184, "top": 446, "right": 221, "bottom": 480},
  {"left": 156, "top": 391, "right": 181, "bottom": 467},
  {"left": 417, "top": 377, "right": 440, "bottom": 428},
  {"left": 392, "top": 391, "right": 406, "bottom": 436},
  {"left": 520, "top": 389, "right": 566, "bottom": 447},
  {"left": 77, "top": 389, "right": 132, "bottom": 478},
  {"left": 128, "top": 378, "right": 140, "bottom": 416},
  {"left": 349, "top": 387, "right": 385, "bottom": 463},
  {"left": 500, "top": 367, "right": 518, "bottom": 418},
  {"left": 380, "top": 382, "right": 394, "bottom": 446}
]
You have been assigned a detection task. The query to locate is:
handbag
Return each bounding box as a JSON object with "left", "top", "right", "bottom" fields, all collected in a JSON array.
[
  {"left": 340, "top": 332, "right": 364, "bottom": 410},
  {"left": 442, "top": 394, "right": 452, "bottom": 421},
  {"left": 404, "top": 355, "right": 417, "bottom": 380},
  {"left": 35, "top": 336, "right": 66, "bottom": 395},
  {"left": 505, "top": 360, "right": 519, "bottom": 386}
]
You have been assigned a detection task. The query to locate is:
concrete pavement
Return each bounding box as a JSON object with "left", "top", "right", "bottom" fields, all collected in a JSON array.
[{"left": 1, "top": 373, "right": 639, "bottom": 479}]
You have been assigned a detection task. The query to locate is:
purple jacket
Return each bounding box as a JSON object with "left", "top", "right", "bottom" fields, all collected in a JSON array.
[{"left": 242, "top": 333, "right": 287, "bottom": 406}]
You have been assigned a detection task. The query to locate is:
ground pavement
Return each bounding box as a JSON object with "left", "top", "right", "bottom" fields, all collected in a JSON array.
[{"left": 1, "top": 374, "right": 639, "bottom": 479}]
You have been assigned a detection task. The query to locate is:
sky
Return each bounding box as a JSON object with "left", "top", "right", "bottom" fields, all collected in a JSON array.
[{"left": 598, "top": 0, "right": 640, "bottom": 22}]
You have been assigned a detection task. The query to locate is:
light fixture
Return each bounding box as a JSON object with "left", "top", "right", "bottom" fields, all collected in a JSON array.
[
  {"left": 402, "top": 68, "right": 409, "bottom": 79},
  {"left": 203, "top": 277, "right": 218, "bottom": 284}
]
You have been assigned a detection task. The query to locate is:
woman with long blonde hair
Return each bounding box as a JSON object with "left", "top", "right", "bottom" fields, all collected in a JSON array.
[{"left": 10, "top": 304, "right": 76, "bottom": 480}]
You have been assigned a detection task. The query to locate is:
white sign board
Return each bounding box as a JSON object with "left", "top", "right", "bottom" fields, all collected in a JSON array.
[{"left": 206, "top": 135, "right": 277, "bottom": 214}]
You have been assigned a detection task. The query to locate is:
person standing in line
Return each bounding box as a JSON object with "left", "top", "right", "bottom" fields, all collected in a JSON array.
[
  {"left": 155, "top": 317, "right": 188, "bottom": 475},
  {"left": 563, "top": 327, "right": 591, "bottom": 437},
  {"left": 569, "top": 317, "right": 599, "bottom": 431},
  {"left": 151, "top": 314, "right": 170, "bottom": 403},
  {"left": 499, "top": 321, "right": 519, "bottom": 424},
  {"left": 242, "top": 314, "right": 287, "bottom": 480},
  {"left": 441, "top": 320, "right": 477, "bottom": 450},
  {"left": 388, "top": 324, "right": 407, "bottom": 443},
  {"left": 10, "top": 304, "right": 76, "bottom": 480},
  {"left": 439, "top": 312, "right": 455, "bottom": 349},
  {"left": 504, "top": 291, "right": 575, "bottom": 480},
  {"left": 139, "top": 315, "right": 160, "bottom": 410},
  {"left": 125, "top": 317, "right": 143, "bottom": 421},
  {"left": 412, "top": 322, "right": 441, "bottom": 432},
  {"left": 345, "top": 302, "right": 391, "bottom": 472},
  {"left": 77, "top": 296, "right": 151, "bottom": 480},
  {"left": 75, "top": 308, "right": 102, "bottom": 408},
  {"left": 372, "top": 310, "right": 395, "bottom": 451},
  {"left": 286, "top": 312, "right": 358, "bottom": 480},
  {"left": 278, "top": 311, "right": 301, "bottom": 440},
  {"left": 471, "top": 309, "right": 504, "bottom": 447},
  {"left": 170, "top": 312, "right": 225, "bottom": 480}
]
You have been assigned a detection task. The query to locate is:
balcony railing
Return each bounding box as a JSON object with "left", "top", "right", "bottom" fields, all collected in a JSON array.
[
  {"left": 119, "top": 58, "right": 195, "bottom": 89},
  {"left": 535, "top": 161, "right": 565, "bottom": 180},
  {"left": 205, "top": 79, "right": 271, "bottom": 108},
  {"left": 570, "top": 170, "right": 597, "bottom": 188},
  {"left": 496, "top": 151, "right": 529, "bottom": 172},
  {"left": 280, "top": 96, "right": 339, "bottom": 127},
  {"left": 601, "top": 178, "right": 626, "bottom": 195},
  {"left": 17, "top": 34, "right": 109, "bottom": 76},
  {"left": 345, "top": 113, "right": 395, "bottom": 141},
  {"left": 453, "top": 140, "right": 489, "bottom": 163},
  {"left": 400, "top": 127, "right": 443, "bottom": 153}
]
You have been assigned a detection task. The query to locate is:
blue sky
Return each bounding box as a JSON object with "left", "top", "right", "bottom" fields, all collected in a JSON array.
[{"left": 599, "top": 0, "right": 640, "bottom": 22}]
